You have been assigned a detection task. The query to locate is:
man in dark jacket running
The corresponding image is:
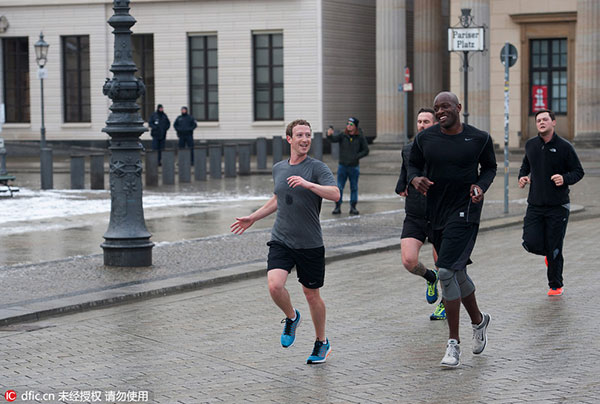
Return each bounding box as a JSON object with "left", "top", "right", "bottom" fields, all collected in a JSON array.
[
  {"left": 327, "top": 117, "right": 369, "bottom": 215},
  {"left": 174, "top": 106, "right": 197, "bottom": 164},
  {"left": 518, "top": 109, "right": 584, "bottom": 296},
  {"left": 149, "top": 104, "right": 170, "bottom": 165}
]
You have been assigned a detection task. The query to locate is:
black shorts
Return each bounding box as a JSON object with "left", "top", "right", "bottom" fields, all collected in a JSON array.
[
  {"left": 431, "top": 221, "right": 479, "bottom": 270},
  {"left": 267, "top": 241, "right": 325, "bottom": 289},
  {"left": 401, "top": 214, "right": 429, "bottom": 242}
]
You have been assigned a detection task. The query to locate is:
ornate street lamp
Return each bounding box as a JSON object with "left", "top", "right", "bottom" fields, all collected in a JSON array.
[
  {"left": 34, "top": 32, "right": 52, "bottom": 189},
  {"left": 101, "top": 0, "right": 153, "bottom": 266}
]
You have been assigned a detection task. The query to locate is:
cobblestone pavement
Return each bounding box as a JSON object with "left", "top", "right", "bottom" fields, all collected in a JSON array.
[{"left": 1, "top": 217, "right": 599, "bottom": 403}]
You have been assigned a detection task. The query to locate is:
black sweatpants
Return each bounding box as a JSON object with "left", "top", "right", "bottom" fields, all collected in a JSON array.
[{"left": 522, "top": 205, "right": 570, "bottom": 289}]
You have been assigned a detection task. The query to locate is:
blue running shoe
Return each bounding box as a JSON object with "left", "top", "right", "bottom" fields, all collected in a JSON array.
[
  {"left": 280, "top": 309, "right": 301, "bottom": 348},
  {"left": 426, "top": 270, "right": 439, "bottom": 304},
  {"left": 430, "top": 302, "right": 446, "bottom": 320},
  {"left": 306, "top": 338, "right": 331, "bottom": 364}
]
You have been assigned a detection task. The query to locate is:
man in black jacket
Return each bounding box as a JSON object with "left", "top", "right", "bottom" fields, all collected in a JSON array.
[
  {"left": 409, "top": 92, "right": 496, "bottom": 368},
  {"left": 149, "top": 104, "right": 170, "bottom": 165},
  {"left": 174, "top": 106, "right": 197, "bottom": 164},
  {"left": 518, "top": 109, "right": 584, "bottom": 296},
  {"left": 326, "top": 117, "right": 369, "bottom": 215},
  {"left": 396, "top": 108, "right": 445, "bottom": 320}
]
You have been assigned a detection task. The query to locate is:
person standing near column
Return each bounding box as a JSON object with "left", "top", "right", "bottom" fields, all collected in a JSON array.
[
  {"left": 409, "top": 92, "right": 497, "bottom": 368},
  {"left": 174, "top": 106, "right": 197, "bottom": 164},
  {"left": 327, "top": 117, "right": 369, "bottom": 215},
  {"left": 149, "top": 104, "right": 170, "bottom": 165},
  {"left": 396, "top": 107, "right": 445, "bottom": 320},
  {"left": 231, "top": 119, "right": 339, "bottom": 364},
  {"left": 518, "top": 109, "right": 584, "bottom": 296}
]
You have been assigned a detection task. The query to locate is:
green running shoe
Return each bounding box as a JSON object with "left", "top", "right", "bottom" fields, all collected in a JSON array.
[
  {"left": 430, "top": 302, "right": 446, "bottom": 320},
  {"left": 426, "top": 270, "right": 439, "bottom": 304}
]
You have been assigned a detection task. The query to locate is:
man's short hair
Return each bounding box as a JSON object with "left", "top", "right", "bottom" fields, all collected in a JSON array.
[
  {"left": 286, "top": 119, "right": 312, "bottom": 138},
  {"left": 534, "top": 109, "right": 555, "bottom": 121},
  {"left": 417, "top": 107, "right": 436, "bottom": 119}
]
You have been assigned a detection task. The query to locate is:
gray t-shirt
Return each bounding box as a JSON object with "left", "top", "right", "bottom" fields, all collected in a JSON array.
[{"left": 271, "top": 156, "right": 336, "bottom": 249}]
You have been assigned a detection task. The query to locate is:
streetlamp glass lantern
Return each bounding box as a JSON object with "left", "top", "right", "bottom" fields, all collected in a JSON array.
[{"left": 34, "top": 32, "right": 49, "bottom": 68}]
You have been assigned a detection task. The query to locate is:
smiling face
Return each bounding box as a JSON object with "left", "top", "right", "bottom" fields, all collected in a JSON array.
[
  {"left": 535, "top": 111, "right": 556, "bottom": 137},
  {"left": 287, "top": 124, "right": 312, "bottom": 157},
  {"left": 433, "top": 92, "right": 462, "bottom": 133}
]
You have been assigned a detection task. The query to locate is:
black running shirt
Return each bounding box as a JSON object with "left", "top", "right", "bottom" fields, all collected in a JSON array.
[{"left": 408, "top": 124, "right": 497, "bottom": 229}]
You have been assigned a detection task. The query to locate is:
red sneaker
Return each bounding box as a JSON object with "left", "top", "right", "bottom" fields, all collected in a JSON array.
[{"left": 547, "top": 287, "right": 564, "bottom": 296}]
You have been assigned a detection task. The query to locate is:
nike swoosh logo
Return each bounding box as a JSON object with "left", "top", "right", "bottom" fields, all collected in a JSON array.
[{"left": 465, "top": 138, "right": 473, "bottom": 141}]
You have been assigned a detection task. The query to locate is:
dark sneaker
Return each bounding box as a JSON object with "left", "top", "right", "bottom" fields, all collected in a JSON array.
[
  {"left": 332, "top": 204, "right": 341, "bottom": 214},
  {"left": 426, "top": 270, "right": 439, "bottom": 304},
  {"left": 280, "top": 309, "right": 301, "bottom": 348},
  {"left": 349, "top": 205, "right": 359, "bottom": 215},
  {"left": 440, "top": 339, "right": 461, "bottom": 368},
  {"left": 306, "top": 338, "right": 331, "bottom": 364},
  {"left": 472, "top": 312, "right": 491, "bottom": 354},
  {"left": 430, "top": 302, "right": 446, "bottom": 320}
]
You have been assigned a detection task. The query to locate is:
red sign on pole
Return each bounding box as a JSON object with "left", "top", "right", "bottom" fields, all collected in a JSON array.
[
  {"left": 404, "top": 66, "right": 410, "bottom": 83},
  {"left": 532, "top": 85, "right": 548, "bottom": 112}
]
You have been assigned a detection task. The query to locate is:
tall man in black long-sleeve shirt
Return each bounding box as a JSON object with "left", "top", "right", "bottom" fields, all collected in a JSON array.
[
  {"left": 408, "top": 92, "right": 497, "bottom": 368},
  {"left": 518, "top": 109, "right": 584, "bottom": 296}
]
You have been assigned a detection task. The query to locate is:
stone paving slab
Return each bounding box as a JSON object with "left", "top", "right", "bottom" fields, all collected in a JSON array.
[{"left": 0, "top": 216, "right": 598, "bottom": 403}]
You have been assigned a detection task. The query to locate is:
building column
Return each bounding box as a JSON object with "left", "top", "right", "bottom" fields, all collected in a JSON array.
[
  {"left": 413, "top": 0, "right": 444, "bottom": 112},
  {"left": 461, "top": 0, "right": 490, "bottom": 132},
  {"left": 575, "top": 0, "right": 600, "bottom": 146},
  {"left": 376, "top": 0, "right": 407, "bottom": 143}
]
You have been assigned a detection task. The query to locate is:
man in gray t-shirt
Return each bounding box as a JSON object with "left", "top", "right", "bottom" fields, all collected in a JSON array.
[{"left": 231, "top": 119, "right": 339, "bottom": 364}]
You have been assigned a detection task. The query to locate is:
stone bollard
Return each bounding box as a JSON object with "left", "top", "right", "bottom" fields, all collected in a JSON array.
[
  {"left": 178, "top": 148, "right": 192, "bottom": 183},
  {"left": 90, "top": 154, "right": 105, "bottom": 190},
  {"left": 145, "top": 150, "right": 159, "bottom": 186},
  {"left": 70, "top": 155, "right": 85, "bottom": 189},
  {"left": 162, "top": 149, "right": 175, "bottom": 185},
  {"left": 194, "top": 146, "right": 207, "bottom": 181},
  {"left": 238, "top": 143, "right": 251, "bottom": 175},
  {"left": 224, "top": 144, "right": 237, "bottom": 178},
  {"left": 256, "top": 137, "right": 267, "bottom": 169},
  {"left": 272, "top": 135, "right": 283, "bottom": 166},
  {"left": 331, "top": 142, "right": 340, "bottom": 161},
  {"left": 311, "top": 131, "right": 323, "bottom": 161},
  {"left": 209, "top": 144, "right": 222, "bottom": 179}
]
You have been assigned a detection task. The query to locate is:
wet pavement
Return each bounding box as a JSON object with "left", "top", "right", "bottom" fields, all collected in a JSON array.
[{"left": 0, "top": 147, "right": 599, "bottom": 403}]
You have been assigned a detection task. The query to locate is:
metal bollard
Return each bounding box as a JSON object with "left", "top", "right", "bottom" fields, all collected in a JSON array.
[
  {"left": 272, "top": 135, "right": 283, "bottom": 166},
  {"left": 256, "top": 137, "right": 267, "bottom": 169},
  {"left": 90, "top": 154, "right": 105, "bottom": 190},
  {"left": 331, "top": 142, "right": 340, "bottom": 161},
  {"left": 209, "top": 144, "right": 222, "bottom": 179},
  {"left": 238, "top": 143, "right": 251, "bottom": 175},
  {"left": 311, "top": 131, "right": 323, "bottom": 161},
  {"left": 145, "top": 150, "right": 159, "bottom": 186},
  {"left": 162, "top": 149, "right": 175, "bottom": 185},
  {"left": 194, "top": 146, "right": 207, "bottom": 181},
  {"left": 178, "top": 148, "right": 191, "bottom": 183},
  {"left": 40, "top": 147, "right": 53, "bottom": 190},
  {"left": 224, "top": 144, "right": 237, "bottom": 178},
  {"left": 70, "top": 155, "right": 85, "bottom": 189}
]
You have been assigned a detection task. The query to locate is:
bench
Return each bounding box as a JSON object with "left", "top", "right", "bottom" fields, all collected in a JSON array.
[{"left": 0, "top": 174, "right": 19, "bottom": 197}]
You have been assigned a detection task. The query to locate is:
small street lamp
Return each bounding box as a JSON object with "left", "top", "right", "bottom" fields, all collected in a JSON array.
[{"left": 34, "top": 32, "right": 52, "bottom": 189}]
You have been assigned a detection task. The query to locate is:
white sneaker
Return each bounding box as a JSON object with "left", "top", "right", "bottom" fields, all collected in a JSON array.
[
  {"left": 472, "top": 312, "right": 491, "bottom": 354},
  {"left": 440, "top": 339, "right": 461, "bottom": 367}
]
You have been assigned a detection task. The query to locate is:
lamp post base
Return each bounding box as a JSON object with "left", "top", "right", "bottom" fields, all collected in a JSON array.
[{"left": 101, "top": 240, "right": 154, "bottom": 267}]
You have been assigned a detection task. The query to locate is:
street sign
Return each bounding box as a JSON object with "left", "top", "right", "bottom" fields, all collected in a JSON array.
[
  {"left": 404, "top": 66, "right": 410, "bottom": 83},
  {"left": 402, "top": 83, "right": 413, "bottom": 92},
  {"left": 448, "top": 27, "right": 485, "bottom": 51},
  {"left": 500, "top": 43, "right": 518, "bottom": 67},
  {"left": 37, "top": 67, "right": 48, "bottom": 79}
]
